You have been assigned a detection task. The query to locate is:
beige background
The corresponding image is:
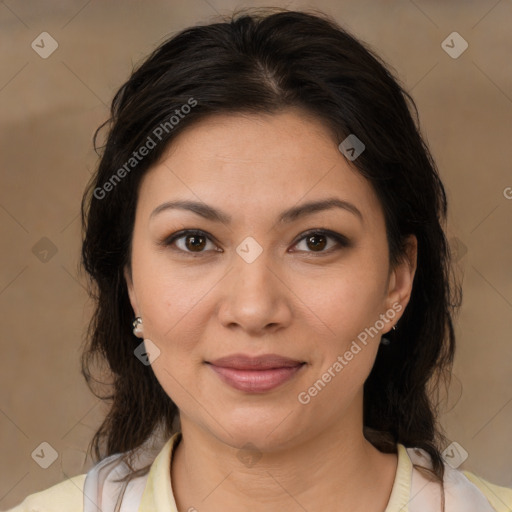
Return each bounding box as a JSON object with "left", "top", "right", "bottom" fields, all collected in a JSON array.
[{"left": 1, "top": 0, "right": 511, "bottom": 508}]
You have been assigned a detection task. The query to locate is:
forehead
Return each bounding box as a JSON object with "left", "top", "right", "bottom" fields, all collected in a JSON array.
[{"left": 136, "top": 110, "right": 384, "bottom": 228}]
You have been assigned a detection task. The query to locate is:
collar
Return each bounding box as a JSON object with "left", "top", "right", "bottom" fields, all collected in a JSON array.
[
  {"left": 385, "top": 443, "right": 413, "bottom": 511},
  {"left": 138, "top": 431, "right": 182, "bottom": 511},
  {"left": 137, "top": 432, "right": 413, "bottom": 512}
]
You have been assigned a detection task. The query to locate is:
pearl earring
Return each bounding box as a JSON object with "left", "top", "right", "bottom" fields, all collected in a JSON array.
[{"left": 132, "top": 317, "right": 143, "bottom": 337}]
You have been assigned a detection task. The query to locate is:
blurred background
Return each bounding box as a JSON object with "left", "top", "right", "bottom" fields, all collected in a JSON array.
[{"left": 1, "top": 0, "right": 511, "bottom": 508}]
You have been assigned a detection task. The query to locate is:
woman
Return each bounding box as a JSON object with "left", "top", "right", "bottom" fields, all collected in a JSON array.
[{"left": 8, "top": 8, "right": 512, "bottom": 512}]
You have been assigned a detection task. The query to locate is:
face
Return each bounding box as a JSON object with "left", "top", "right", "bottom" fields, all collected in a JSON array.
[{"left": 125, "top": 109, "right": 416, "bottom": 452}]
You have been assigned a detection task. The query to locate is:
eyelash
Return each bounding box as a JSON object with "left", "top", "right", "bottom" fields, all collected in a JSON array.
[{"left": 160, "top": 228, "right": 350, "bottom": 257}]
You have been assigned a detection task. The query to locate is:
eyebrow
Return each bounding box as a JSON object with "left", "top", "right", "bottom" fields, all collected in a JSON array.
[{"left": 150, "top": 197, "right": 363, "bottom": 224}]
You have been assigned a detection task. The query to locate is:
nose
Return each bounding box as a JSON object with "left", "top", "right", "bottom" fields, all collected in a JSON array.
[{"left": 217, "top": 254, "right": 293, "bottom": 336}]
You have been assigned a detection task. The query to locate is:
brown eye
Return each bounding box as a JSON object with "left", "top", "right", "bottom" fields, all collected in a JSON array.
[
  {"left": 163, "top": 229, "right": 348, "bottom": 256},
  {"left": 305, "top": 234, "right": 327, "bottom": 251},
  {"left": 293, "top": 229, "right": 350, "bottom": 254},
  {"left": 163, "top": 230, "right": 219, "bottom": 254},
  {"left": 185, "top": 234, "right": 207, "bottom": 251}
]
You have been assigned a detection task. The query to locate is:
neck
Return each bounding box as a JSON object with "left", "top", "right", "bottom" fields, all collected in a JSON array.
[{"left": 170, "top": 401, "right": 398, "bottom": 512}]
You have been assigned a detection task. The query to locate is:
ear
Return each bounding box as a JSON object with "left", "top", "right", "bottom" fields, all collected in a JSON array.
[
  {"left": 384, "top": 234, "right": 417, "bottom": 327},
  {"left": 124, "top": 264, "right": 139, "bottom": 316}
]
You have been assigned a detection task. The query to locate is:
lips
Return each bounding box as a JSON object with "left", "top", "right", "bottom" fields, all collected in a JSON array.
[
  {"left": 206, "top": 353, "right": 305, "bottom": 370},
  {"left": 205, "top": 353, "right": 306, "bottom": 393}
]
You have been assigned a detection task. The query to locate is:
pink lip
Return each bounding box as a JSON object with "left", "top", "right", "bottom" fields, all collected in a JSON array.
[{"left": 205, "top": 353, "right": 306, "bottom": 393}]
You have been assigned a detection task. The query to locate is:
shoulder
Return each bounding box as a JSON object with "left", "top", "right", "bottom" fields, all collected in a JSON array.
[
  {"left": 4, "top": 434, "right": 178, "bottom": 512},
  {"left": 462, "top": 470, "right": 512, "bottom": 512},
  {"left": 4, "top": 474, "right": 87, "bottom": 512},
  {"left": 405, "top": 446, "right": 512, "bottom": 512}
]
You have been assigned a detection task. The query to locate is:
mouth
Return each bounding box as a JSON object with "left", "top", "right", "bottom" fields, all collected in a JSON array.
[{"left": 205, "top": 355, "right": 306, "bottom": 393}]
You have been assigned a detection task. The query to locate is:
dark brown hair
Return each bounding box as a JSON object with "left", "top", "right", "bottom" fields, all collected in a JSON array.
[{"left": 80, "top": 8, "right": 461, "bottom": 506}]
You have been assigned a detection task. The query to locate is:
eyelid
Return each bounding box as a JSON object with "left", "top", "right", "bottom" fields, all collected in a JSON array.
[
  {"left": 290, "top": 228, "right": 350, "bottom": 251},
  {"left": 159, "top": 229, "right": 221, "bottom": 253},
  {"left": 160, "top": 228, "right": 350, "bottom": 255}
]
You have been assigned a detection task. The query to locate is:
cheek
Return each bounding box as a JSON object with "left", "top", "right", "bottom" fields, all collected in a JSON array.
[
  {"left": 134, "top": 261, "right": 211, "bottom": 406},
  {"left": 138, "top": 275, "right": 205, "bottom": 350},
  {"left": 291, "top": 261, "right": 388, "bottom": 341},
  {"left": 131, "top": 246, "right": 220, "bottom": 356},
  {"left": 295, "top": 270, "right": 386, "bottom": 405}
]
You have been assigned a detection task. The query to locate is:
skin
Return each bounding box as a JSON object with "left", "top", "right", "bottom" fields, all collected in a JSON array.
[{"left": 125, "top": 109, "right": 417, "bottom": 512}]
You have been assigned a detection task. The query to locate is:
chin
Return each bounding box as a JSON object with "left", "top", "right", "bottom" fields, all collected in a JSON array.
[{"left": 209, "top": 413, "right": 303, "bottom": 451}]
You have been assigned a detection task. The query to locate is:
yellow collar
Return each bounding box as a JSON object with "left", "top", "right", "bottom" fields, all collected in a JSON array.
[{"left": 138, "top": 432, "right": 413, "bottom": 512}]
